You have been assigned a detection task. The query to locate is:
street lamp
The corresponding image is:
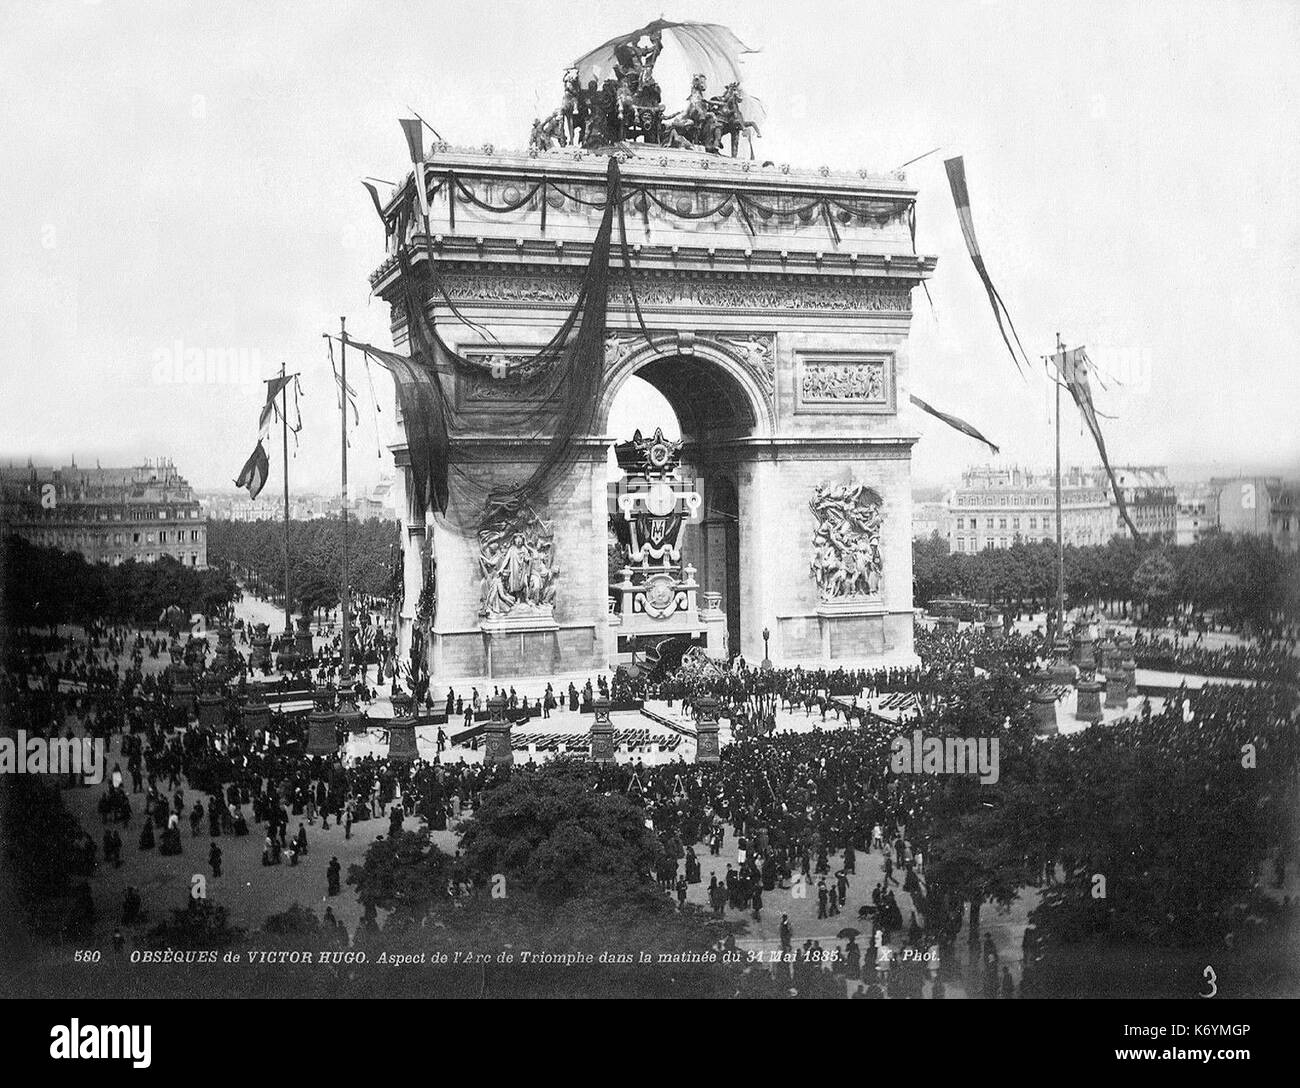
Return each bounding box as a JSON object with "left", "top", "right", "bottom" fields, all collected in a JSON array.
[{"left": 761, "top": 625, "right": 772, "bottom": 671}]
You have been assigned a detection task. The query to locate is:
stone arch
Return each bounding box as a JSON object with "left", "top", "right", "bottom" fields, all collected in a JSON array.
[{"left": 595, "top": 334, "right": 776, "bottom": 438}]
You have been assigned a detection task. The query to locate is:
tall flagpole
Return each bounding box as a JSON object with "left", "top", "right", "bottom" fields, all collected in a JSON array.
[
  {"left": 280, "top": 363, "right": 292, "bottom": 641},
  {"left": 1055, "top": 331, "right": 1065, "bottom": 640},
  {"left": 340, "top": 316, "right": 352, "bottom": 685}
]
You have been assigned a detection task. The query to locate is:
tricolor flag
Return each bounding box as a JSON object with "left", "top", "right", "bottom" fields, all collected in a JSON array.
[
  {"left": 257, "top": 374, "right": 295, "bottom": 438},
  {"left": 1052, "top": 346, "right": 1141, "bottom": 541},
  {"left": 909, "top": 393, "right": 1000, "bottom": 455},
  {"left": 945, "top": 156, "right": 1031, "bottom": 377},
  {"left": 233, "top": 441, "right": 270, "bottom": 500}
]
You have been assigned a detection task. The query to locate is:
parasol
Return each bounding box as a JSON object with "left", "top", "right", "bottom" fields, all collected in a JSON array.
[
  {"left": 571, "top": 18, "right": 765, "bottom": 126},
  {"left": 837, "top": 927, "right": 862, "bottom": 939}
]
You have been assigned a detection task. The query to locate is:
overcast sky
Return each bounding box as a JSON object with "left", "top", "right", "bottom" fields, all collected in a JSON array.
[{"left": 2, "top": 0, "right": 1297, "bottom": 493}]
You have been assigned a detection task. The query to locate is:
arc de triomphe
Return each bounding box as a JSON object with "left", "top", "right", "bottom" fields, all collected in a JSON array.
[{"left": 369, "top": 145, "right": 936, "bottom": 681}]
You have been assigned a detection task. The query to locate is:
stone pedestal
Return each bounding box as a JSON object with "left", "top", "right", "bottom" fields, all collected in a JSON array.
[
  {"left": 1074, "top": 675, "right": 1104, "bottom": 723},
  {"left": 480, "top": 609, "right": 560, "bottom": 680},
  {"left": 335, "top": 687, "right": 366, "bottom": 735},
  {"left": 387, "top": 716, "right": 419, "bottom": 764},
  {"left": 249, "top": 622, "right": 272, "bottom": 670},
  {"left": 590, "top": 695, "right": 615, "bottom": 763},
  {"left": 197, "top": 675, "right": 226, "bottom": 732},
  {"left": 240, "top": 695, "right": 271, "bottom": 734},
  {"left": 1104, "top": 669, "right": 1129, "bottom": 709},
  {"left": 1071, "top": 631, "right": 1094, "bottom": 669},
  {"left": 1098, "top": 638, "right": 1120, "bottom": 674},
  {"left": 1031, "top": 688, "right": 1059, "bottom": 736},
  {"left": 694, "top": 694, "right": 721, "bottom": 764},
  {"left": 1121, "top": 654, "right": 1138, "bottom": 697},
  {"left": 305, "top": 689, "right": 338, "bottom": 757},
  {"left": 294, "top": 616, "right": 314, "bottom": 661},
  {"left": 482, "top": 694, "right": 514, "bottom": 767},
  {"left": 170, "top": 665, "right": 197, "bottom": 713},
  {"left": 213, "top": 625, "right": 238, "bottom": 674},
  {"left": 983, "top": 611, "right": 1003, "bottom": 640},
  {"left": 1050, "top": 639, "right": 1076, "bottom": 685}
]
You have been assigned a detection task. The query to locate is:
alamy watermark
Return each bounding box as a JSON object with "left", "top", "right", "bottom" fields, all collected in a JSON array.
[
  {"left": 151, "top": 340, "right": 266, "bottom": 385},
  {"left": 0, "top": 731, "right": 105, "bottom": 785},
  {"left": 889, "top": 730, "right": 999, "bottom": 784}
]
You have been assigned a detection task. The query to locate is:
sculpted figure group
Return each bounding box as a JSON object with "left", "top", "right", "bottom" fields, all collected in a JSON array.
[
  {"left": 809, "top": 483, "right": 884, "bottom": 601},
  {"left": 530, "top": 30, "right": 759, "bottom": 156},
  {"left": 478, "top": 513, "right": 559, "bottom": 617}
]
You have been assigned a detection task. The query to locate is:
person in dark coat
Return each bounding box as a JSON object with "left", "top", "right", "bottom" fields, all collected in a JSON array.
[
  {"left": 327, "top": 857, "right": 341, "bottom": 897},
  {"left": 209, "top": 842, "right": 222, "bottom": 877}
]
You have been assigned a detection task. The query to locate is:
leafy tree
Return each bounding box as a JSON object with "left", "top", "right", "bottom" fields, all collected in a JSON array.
[
  {"left": 346, "top": 827, "right": 451, "bottom": 926},
  {"left": 457, "top": 764, "right": 659, "bottom": 902},
  {"left": 1132, "top": 550, "right": 1178, "bottom": 624}
]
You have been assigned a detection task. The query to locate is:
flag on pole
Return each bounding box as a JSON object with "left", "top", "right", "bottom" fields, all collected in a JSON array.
[
  {"left": 361, "top": 180, "right": 386, "bottom": 224},
  {"left": 399, "top": 119, "right": 428, "bottom": 216},
  {"left": 1052, "top": 346, "right": 1141, "bottom": 541},
  {"left": 327, "top": 339, "right": 360, "bottom": 426},
  {"left": 944, "top": 156, "right": 1031, "bottom": 377},
  {"left": 257, "top": 374, "right": 295, "bottom": 438},
  {"left": 399, "top": 118, "right": 424, "bottom": 163},
  {"left": 233, "top": 441, "right": 270, "bottom": 500},
  {"left": 909, "top": 393, "right": 1000, "bottom": 454}
]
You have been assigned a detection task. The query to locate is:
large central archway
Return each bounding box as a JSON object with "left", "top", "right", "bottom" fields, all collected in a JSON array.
[{"left": 601, "top": 339, "right": 770, "bottom": 664}]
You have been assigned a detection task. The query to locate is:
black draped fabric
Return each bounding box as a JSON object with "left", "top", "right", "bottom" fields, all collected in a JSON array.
[
  {"left": 909, "top": 394, "right": 999, "bottom": 454},
  {"left": 349, "top": 156, "right": 652, "bottom": 532}
]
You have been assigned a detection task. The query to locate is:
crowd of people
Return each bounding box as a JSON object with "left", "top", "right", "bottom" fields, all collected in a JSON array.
[
  {"left": 1129, "top": 630, "right": 1299, "bottom": 683},
  {"left": 4, "top": 589, "right": 1296, "bottom": 998}
]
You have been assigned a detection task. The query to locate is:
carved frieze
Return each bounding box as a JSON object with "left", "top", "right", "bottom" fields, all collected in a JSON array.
[
  {"left": 795, "top": 354, "right": 895, "bottom": 415},
  {"left": 800, "top": 360, "right": 885, "bottom": 403},
  {"left": 458, "top": 351, "right": 551, "bottom": 406},
  {"left": 441, "top": 273, "right": 911, "bottom": 313}
]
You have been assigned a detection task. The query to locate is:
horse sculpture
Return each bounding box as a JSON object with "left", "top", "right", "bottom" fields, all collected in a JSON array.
[{"left": 714, "top": 81, "right": 761, "bottom": 158}]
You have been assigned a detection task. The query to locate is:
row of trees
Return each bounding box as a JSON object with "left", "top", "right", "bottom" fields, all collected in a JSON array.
[
  {"left": 1, "top": 536, "right": 236, "bottom": 627},
  {"left": 913, "top": 533, "right": 1300, "bottom": 630},
  {"left": 206, "top": 517, "right": 400, "bottom": 616}
]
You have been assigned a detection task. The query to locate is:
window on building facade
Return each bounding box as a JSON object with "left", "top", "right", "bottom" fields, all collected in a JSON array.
[
  {"left": 956, "top": 538, "right": 965, "bottom": 552},
  {"left": 998, "top": 517, "right": 1007, "bottom": 529},
  {"left": 986, "top": 517, "right": 993, "bottom": 529}
]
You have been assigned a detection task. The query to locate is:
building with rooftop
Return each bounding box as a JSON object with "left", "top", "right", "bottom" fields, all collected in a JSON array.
[{"left": 1, "top": 458, "right": 207, "bottom": 567}]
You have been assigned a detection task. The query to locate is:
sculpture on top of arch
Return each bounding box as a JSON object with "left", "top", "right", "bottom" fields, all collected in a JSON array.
[{"left": 530, "top": 19, "right": 764, "bottom": 157}]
